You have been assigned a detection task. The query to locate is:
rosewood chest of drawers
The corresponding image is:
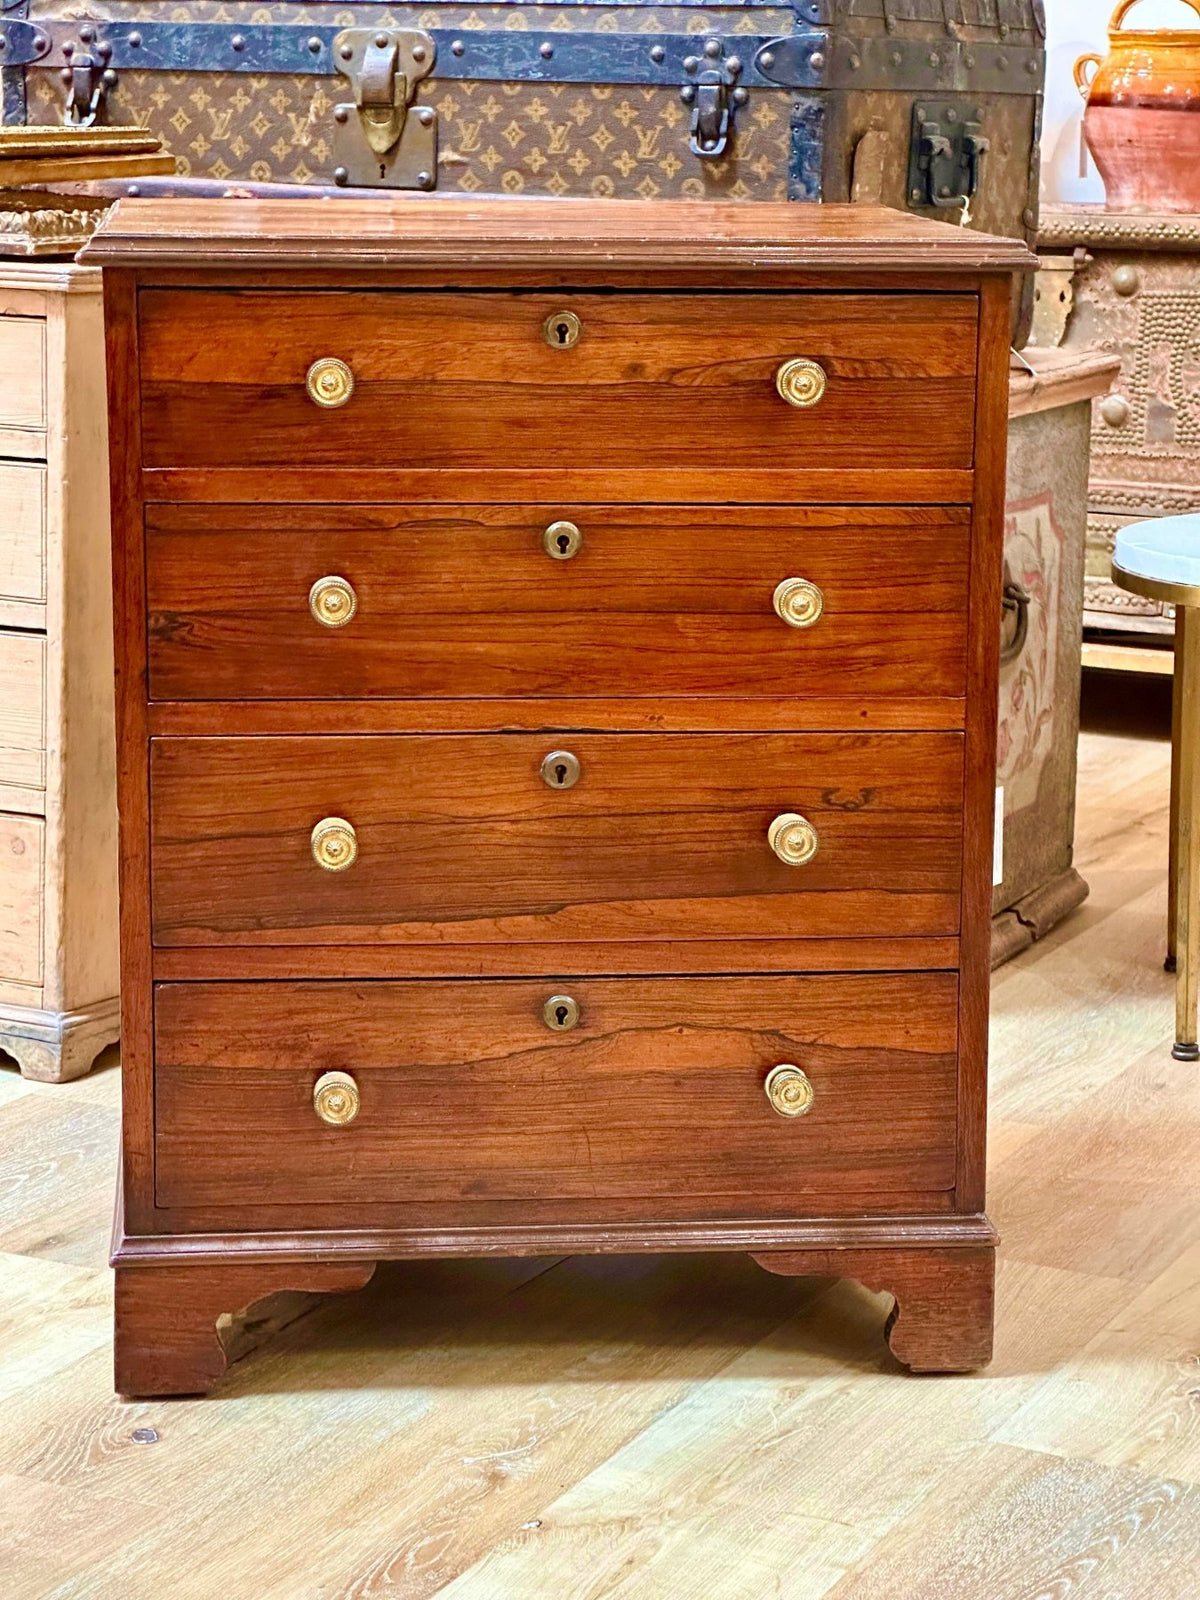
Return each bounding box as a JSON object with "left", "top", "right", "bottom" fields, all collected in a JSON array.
[{"left": 83, "top": 197, "right": 1031, "bottom": 1396}]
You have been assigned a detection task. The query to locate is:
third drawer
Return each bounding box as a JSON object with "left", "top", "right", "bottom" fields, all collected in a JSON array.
[{"left": 149, "top": 731, "right": 964, "bottom": 946}]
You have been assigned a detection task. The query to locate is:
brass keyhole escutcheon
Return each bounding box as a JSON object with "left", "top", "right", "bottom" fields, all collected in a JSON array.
[
  {"left": 306, "top": 357, "right": 355, "bottom": 409},
  {"left": 313, "top": 1070, "right": 360, "bottom": 1127},
  {"left": 309, "top": 575, "right": 358, "bottom": 628},
  {"left": 311, "top": 816, "right": 358, "bottom": 872},
  {"left": 773, "top": 577, "right": 824, "bottom": 630},
  {"left": 543, "top": 310, "right": 582, "bottom": 350},
  {"left": 540, "top": 750, "right": 581, "bottom": 790},
  {"left": 764, "top": 1064, "right": 814, "bottom": 1118},
  {"left": 543, "top": 520, "right": 582, "bottom": 560},
  {"left": 542, "top": 994, "right": 580, "bottom": 1031},
  {"left": 775, "top": 358, "right": 827, "bottom": 409},
  {"left": 768, "top": 812, "right": 820, "bottom": 866}
]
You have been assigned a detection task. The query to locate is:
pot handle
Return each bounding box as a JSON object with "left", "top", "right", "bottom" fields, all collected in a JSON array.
[
  {"left": 1073, "top": 52, "right": 1102, "bottom": 97},
  {"left": 1110, "top": 0, "right": 1200, "bottom": 31}
]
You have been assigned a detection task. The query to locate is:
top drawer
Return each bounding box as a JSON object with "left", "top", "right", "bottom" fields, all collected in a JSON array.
[
  {"left": 0, "top": 316, "right": 47, "bottom": 448},
  {"left": 137, "top": 290, "right": 978, "bottom": 478}
]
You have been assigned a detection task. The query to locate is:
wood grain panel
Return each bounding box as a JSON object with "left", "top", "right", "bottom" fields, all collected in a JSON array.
[
  {"left": 148, "top": 732, "right": 964, "bottom": 946},
  {"left": 144, "top": 503, "right": 970, "bottom": 703},
  {"left": 137, "top": 290, "right": 977, "bottom": 476},
  {"left": 0, "top": 812, "right": 43, "bottom": 988},
  {"left": 152, "top": 974, "right": 959, "bottom": 1209},
  {"left": 0, "top": 462, "right": 46, "bottom": 606},
  {"left": 0, "top": 315, "right": 46, "bottom": 433},
  {"left": 0, "top": 633, "right": 45, "bottom": 791}
]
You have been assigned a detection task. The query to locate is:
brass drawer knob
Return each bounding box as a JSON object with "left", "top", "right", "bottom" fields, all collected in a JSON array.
[
  {"left": 309, "top": 575, "right": 357, "bottom": 628},
  {"left": 306, "top": 357, "right": 355, "bottom": 409},
  {"left": 775, "top": 358, "right": 827, "bottom": 409},
  {"left": 311, "top": 816, "right": 358, "bottom": 872},
  {"left": 764, "top": 1064, "right": 814, "bottom": 1118},
  {"left": 313, "top": 1070, "right": 360, "bottom": 1127},
  {"left": 773, "top": 577, "right": 824, "bottom": 629},
  {"left": 768, "top": 812, "right": 820, "bottom": 866}
]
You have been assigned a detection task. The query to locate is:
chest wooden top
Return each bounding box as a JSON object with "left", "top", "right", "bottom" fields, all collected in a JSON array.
[{"left": 81, "top": 196, "right": 1035, "bottom": 276}]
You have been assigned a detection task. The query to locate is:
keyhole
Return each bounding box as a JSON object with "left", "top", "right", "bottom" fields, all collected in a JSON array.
[
  {"left": 554, "top": 762, "right": 568, "bottom": 786},
  {"left": 554, "top": 1004, "right": 569, "bottom": 1027},
  {"left": 379, "top": 163, "right": 387, "bottom": 179},
  {"left": 556, "top": 532, "right": 571, "bottom": 554},
  {"left": 555, "top": 321, "right": 570, "bottom": 345}
]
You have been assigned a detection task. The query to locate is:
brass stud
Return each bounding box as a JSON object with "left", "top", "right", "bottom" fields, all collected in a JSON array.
[
  {"left": 309, "top": 575, "right": 357, "bottom": 629},
  {"left": 313, "top": 1070, "right": 360, "bottom": 1127},
  {"left": 768, "top": 813, "right": 820, "bottom": 866},
  {"left": 775, "top": 358, "right": 827, "bottom": 408},
  {"left": 311, "top": 817, "right": 358, "bottom": 872},
  {"left": 764, "top": 1064, "right": 815, "bottom": 1118},
  {"left": 773, "top": 577, "right": 824, "bottom": 629},
  {"left": 306, "top": 357, "right": 354, "bottom": 408}
]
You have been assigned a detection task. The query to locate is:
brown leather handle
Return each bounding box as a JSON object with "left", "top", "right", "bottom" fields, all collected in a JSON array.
[{"left": 1110, "top": 0, "right": 1200, "bottom": 32}]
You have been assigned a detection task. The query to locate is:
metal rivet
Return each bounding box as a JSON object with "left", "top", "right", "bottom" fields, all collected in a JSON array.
[
  {"left": 911, "top": 187, "right": 922, "bottom": 201},
  {"left": 451, "top": 38, "right": 465, "bottom": 56},
  {"left": 127, "top": 184, "right": 140, "bottom": 196},
  {"left": 965, "top": 54, "right": 976, "bottom": 69},
  {"left": 333, "top": 166, "right": 349, "bottom": 185},
  {"left": 129, "top": 31, "right": 142, "bottom": 47},
  {"left": 539, "top": 41, "right": 553, "bottom": 59},
  {"left": 1023, "top": 207, "right": 1037, "bottom": 227},
  {"left": 418, "top": 107, "right": 433, "bottom": 125},
  {"left": 704, "top": 38, "right": 721, "bottom": 58},
  {"left": 59, "top": 67, "right": 72, "bottom": 83},
  {"left": 130, "top": 1428, "right": 158, "bottom": 1444},
  {"left": 79, "top": 24, "right": 94, "bottom": 42},
  {"left": 650, "top": 44, "right": 665, "bottom": 63},
  {"left": 97, "top": 40, "right": 112, "bottom": 59},
  {"left": 411, "top": 44, "right": 426, "bottom": 62},
  {"left": 946, "top": 108, "right": 958, "bottom": 122},
  {"left": 231, "top": 34, "right": 245, "bottom": 51},
  {"left": 849, "top": 53, "right": 861, "bottom": 70},
  {"left": 1113, "top": 264, "right": 1140, "bottom": 296},
  {"left": 307, "top": 36, "right": 321, "bottom": 53},
  {"left": 417, "top": 170, "right": 433, "bottom": 190},
  {"left": 997, "top": 54, "right": 1009, "bottom": 70},
  {"left": 938, "top": 184, "right": 951, "bottom": 197},
  {"left": 0, "top": 40, "right": 6, "bottom": 53},
  {"left": 102, "top": 68, "right": 117, "bottom": 85},
  {"left": 683, "top": 55, "right": 699, "bottom": 73},
  {"left": 1026, "top": 57, "right": 1039, "bottom": 74},
  {"left": 726, "top": 56, "right": 741, "bottom": 76},
  {"left": 929, "top": 51, "right": 940, "bottom": 67},
  {"left": 334, "top": 107, "right": 348, "bottom": 123},
  {"left": 759, "top": 49, "right": 775, "bottom": 69},
  {"left": 62, "top": 40, "right": 74, "bottom": 57},
  {"left": 891, "top": 49, "right": 902, "bottom": 65},
  {"left": 375, "top": 32, "right": 388, "bottom": 47},
  {"left": 732, "top": 86, "right": 748, "bottom": 105},
  {"left": 339, "top": 43, "right": 353, "bottom": 59},
  {"left": 809, "top": 50, "right": 825, "bottom": 69},
  {"left": 680, "top": 84, "right": 696, "bottom": 102}
]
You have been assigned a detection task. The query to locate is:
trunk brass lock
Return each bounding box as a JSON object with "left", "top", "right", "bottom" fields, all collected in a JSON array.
[{"left": 331, "top": 29, "right": 437, "bottom": 190}]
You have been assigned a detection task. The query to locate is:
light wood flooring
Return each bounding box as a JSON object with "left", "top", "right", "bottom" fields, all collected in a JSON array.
[{"left": 3, "top": 672, "right": 1198, "bottom": 1599}]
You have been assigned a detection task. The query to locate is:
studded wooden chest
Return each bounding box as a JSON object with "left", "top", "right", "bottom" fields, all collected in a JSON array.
[{"left": 82, "top": 196, "right": 1030, "bottom": 1395}]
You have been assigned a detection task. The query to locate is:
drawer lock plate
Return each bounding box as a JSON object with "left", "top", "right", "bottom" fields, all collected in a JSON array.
[{"left": 331, "top": 28, "right": 437, "bottom": 190}]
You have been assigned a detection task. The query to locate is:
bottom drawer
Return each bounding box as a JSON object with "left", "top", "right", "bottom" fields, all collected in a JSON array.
[{"left": 153, "top": 974, "right": 959, "bottom": 1212}]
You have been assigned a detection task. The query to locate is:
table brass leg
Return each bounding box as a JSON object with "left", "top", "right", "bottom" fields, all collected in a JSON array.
[
  {"left": 1168, "top": 610, "right": 1184, "bottom": 973},
  {"left": 1174, "top": 605, "right": 1200, "bottom": 1062}
]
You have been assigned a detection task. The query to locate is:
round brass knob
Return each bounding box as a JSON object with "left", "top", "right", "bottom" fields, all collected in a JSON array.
[
  {"left": 313, "top": 1070, "right": 360, "bottom": 1127},
  {"left": 768, "top": 812, "right": 820, "bottom": 866},
  {"left": 773, "top": 577, "right": 824, "bottom": 629},
  {"left": 309, "top": 575, "right": 357, "bottom": 628},
  {"left": 775, "top": 358, "right": 827, "bottom": 409},
  {"left": 764, "top": 1064, "right": 814, "bottom": 1118},
  {"left": 305, "top": 357, "right": 355, "bottom": 409},
  {"left": 311, "top": 816, "right": 358, "bottom": 872}
]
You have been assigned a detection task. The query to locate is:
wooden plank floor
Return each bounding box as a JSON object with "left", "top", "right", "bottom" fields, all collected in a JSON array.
[{"left": 3, "top": 672, "right": 1198, "bottom": 1599}]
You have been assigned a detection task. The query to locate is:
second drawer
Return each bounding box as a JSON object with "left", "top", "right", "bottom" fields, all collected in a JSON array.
[
  {"left": 149, "top": 731, "right": 964, "bottom": 945},
  {"left": 145, "top": 503, "right": 970, "bottom": 702}
]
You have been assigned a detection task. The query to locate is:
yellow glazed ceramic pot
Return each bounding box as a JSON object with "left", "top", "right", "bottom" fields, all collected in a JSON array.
[{"left": 1076, "top": 0, "right": 1200, "bottom": 211}]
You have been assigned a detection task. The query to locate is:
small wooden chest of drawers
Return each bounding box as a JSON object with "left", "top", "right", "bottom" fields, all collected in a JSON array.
[{"left": 83, "top": 197, "right": 1029, "bottom": 1396}]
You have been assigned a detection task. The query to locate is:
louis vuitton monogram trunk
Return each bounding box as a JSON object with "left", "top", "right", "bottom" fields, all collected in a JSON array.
[{"left": 3, "top": 1, "right": 1043, "bottom": 318}]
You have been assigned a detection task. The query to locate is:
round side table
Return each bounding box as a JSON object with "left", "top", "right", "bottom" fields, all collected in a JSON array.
[{"left": 1113, "top": 516, "right": 1200, "bottom": 1061}]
